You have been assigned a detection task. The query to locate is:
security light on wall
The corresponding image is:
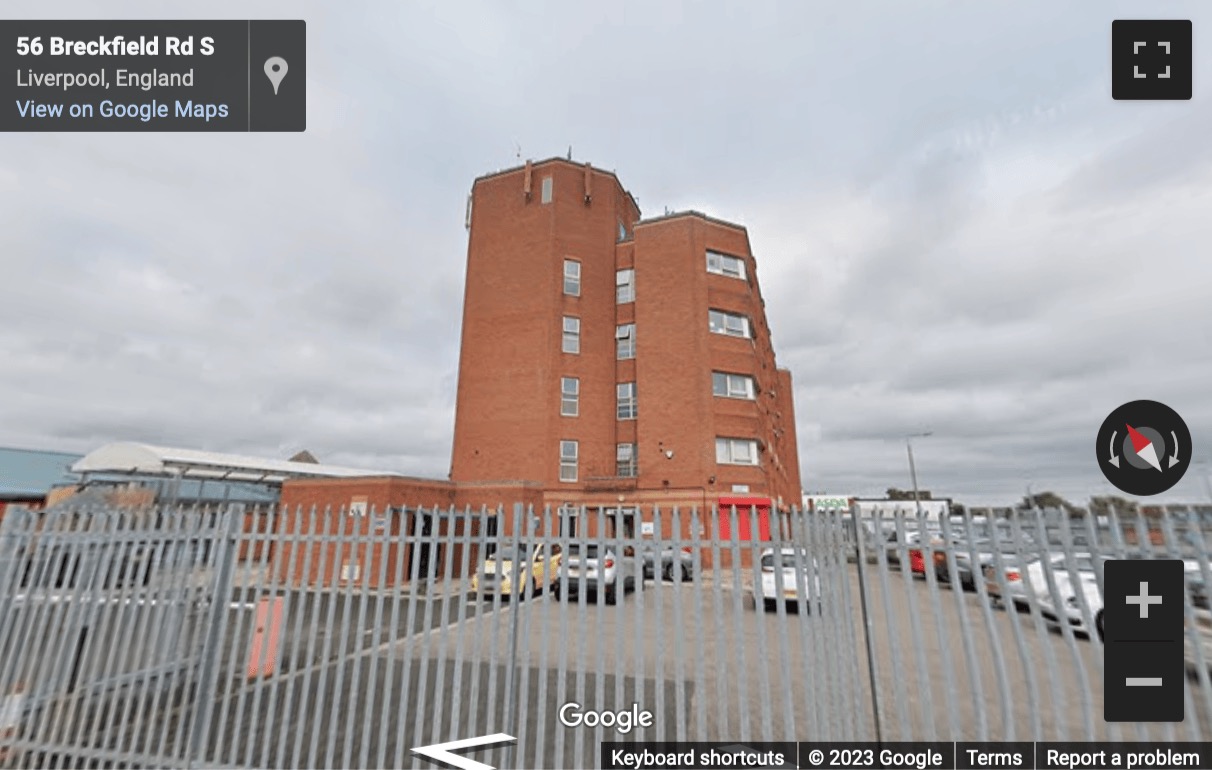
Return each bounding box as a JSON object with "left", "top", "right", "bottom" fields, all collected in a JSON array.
[{"left": 664, "top": 449, "right": 674, "bottom": 459}]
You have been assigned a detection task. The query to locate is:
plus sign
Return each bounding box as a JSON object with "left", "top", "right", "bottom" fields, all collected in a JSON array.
[{"left": 1127, "top": 581, "right": 1163, "bottom": 618}]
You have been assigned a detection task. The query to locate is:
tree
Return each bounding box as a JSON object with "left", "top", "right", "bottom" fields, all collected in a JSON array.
[
  {"left": 1088, "top": 496, "right": 1138, "bottom": 518},
  {"left": 1018, "top": 491, "right": 1082, "bottom": 515},
  {"left": 886, "top": 487, "right": 932, "bottom": 501}
]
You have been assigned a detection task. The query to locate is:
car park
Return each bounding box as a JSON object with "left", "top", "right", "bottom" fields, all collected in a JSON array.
[
  {"left": 470, "top": 542, "right": 562, "bottom": 600},
  {"left": 554, "top": 543, "right": 641, "bottom": 604},
  {"left": 752, "top": 547, "right": 820, "bottom": 613}
]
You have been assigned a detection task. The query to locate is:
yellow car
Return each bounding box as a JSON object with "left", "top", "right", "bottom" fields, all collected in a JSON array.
[{"left": 471, "top": 542, "right": 562, "bottom": 600}]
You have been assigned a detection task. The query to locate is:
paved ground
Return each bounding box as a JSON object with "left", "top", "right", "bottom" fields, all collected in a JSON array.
[
  {"left": 200, "top": 564, "right": 1212, "bottom": 768},
  {"left": 9, "top": 563, "right": 1212, "bottom": 769}
]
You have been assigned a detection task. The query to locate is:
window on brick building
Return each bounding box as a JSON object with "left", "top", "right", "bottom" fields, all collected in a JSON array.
[
  {"left": 559, "top": 440, "right": 578, "bottom": 482},
  {"left": 541, "top": 176, "right": 553, "bottom": 204},
  {"left": 708, "top": 309, "right": 750, "bottom": 338},
  {"left": 707, "top": 250, "right": 746, "bottom": 280},
  {"left": 558, "top": 504, "right": 578, "bottom": 536},
  {"left": 716, "top": 437, "right": 759, "bottom": 465},
  {"left": 563, "top": 260, "right": 581, "bottom": 296},
  {"left": 616, "top": 269, "right": 635, "bottom": 303},
  {"left": 562, "top": 316, "right": 580, "bottom": 354},
  {"left": 616, "top": 323, "right": 635, "bottom": 360},
  {"left": 712, "top": 372, "right": 756, "bottom": 399},
  {"left": 616, "top": 443, "right": 637, "bottom": 477},
  {"left": 560, "top": 377, "right": 579, "bottom": 416},
  {"left": 616, "top": 382, "right": 637, "bottom": 420}
]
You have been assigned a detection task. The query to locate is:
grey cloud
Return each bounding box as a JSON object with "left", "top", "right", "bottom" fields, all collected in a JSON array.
[{"left": 3, "top": 0, "right": 1211, "bottom": 507}]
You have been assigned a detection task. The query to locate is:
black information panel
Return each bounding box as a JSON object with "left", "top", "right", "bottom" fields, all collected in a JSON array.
[
  {"left": 1103, "top": 559, "right": 1186, "bottom": 722},
  {"left": 0, "top": 19, "right": 305, "bottom": 131},
  {"left": 599, "top": 742, "right": 1212, "bottom": 769}
]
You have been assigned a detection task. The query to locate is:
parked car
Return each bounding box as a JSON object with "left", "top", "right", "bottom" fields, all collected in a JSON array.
[
  {"left": 939, "top": 539, "right": 1038, "bottom": 590},
  {"left": 1026, "top": 553, "right": 1106, "bottom": 639},
  {"left": 1185, "top": 608, "right": 1212, "bottom": 674},
  {"left": 752, "top": 547, "right": 820, "bottom": 613},
  {"left": 982, "top": 553, "right": 1040, "bottom": 608},
  {"left": 554, "top": 543, "right": 640, "bottom": 604},
  {"left": 884, "top": 530, "right": 935, "bottom": 573},
  {"left": 932, "top": 536, "right": 985, "bottom": 587},
  {"left": 470, "top": 542, "right": 562, "bottom": 600},
  {"left": 1185, "top": 560, "right": 1210, "bottom": 609},
  {"left": 639, "top": 544, "right": 695, "bottom": 582}
]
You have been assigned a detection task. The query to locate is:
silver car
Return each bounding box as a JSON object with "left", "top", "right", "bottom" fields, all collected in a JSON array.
[
  {"left": 554, "top": 543, "right": 641, "bottom": 604},
  {"left": 639, "top": 544, "right": 695, "bottom": 582}
]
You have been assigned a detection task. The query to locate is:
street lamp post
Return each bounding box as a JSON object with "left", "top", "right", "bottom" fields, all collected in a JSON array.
[{"left": 906, "top": 431, "right": 933, "bottom": 518}]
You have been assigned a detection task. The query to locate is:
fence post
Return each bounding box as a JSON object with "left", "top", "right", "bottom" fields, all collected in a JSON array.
[
  {"left": 851, "top": 503, "right": 882, "bottom": 743},
  {"left": 501, "top": 502, "right": 527, "bottom": 769},
  {"left": 184, "top": 503, "right": 240, "bottom": 769}
]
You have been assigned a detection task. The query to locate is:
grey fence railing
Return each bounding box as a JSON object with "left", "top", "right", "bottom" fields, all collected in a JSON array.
[{"left": 0, "top": 502, "right": 1209, "bottom": 768}]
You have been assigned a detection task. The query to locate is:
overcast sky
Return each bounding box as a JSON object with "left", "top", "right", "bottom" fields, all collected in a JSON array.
[{"left": 2, "top": 1, "right": 1209, "bottom": 506}]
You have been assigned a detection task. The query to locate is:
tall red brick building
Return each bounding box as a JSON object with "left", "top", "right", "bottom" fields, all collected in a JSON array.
[
  {"left": 273, "top": 157, "right": 804, "bottom": 584},
  {"left": 450, "top": 158, "right": 801, "bottom": 534}
]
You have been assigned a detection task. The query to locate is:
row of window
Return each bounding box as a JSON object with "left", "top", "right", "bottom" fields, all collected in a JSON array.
[
  {"left": 560, "top": 371, "right": 756, "bottom": 421},
  {"left": 558, "top": 441, "right": 638, "bottom": 481},
  {"left": 560, "top": 378, "right": 639, "bottom": 419},
  {"left": 562, "top": 309, "right": 748, "bottom": 357},
  {"left": 557, "top": 436, "right": 758, "bottom": 483},
  {"left": 561, "top": 249, "right": 741, "bottom": 302},
  {"left": 562, "top": 318, "right": 636, "bottom": 358},
  {"left": 564, "top": 262, "right": 635, "bottom": 303}
]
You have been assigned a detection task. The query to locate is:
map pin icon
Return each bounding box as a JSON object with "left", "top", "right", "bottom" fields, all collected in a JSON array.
[{"left": 264, "top": 57, "right": 288, "bottom": 95}]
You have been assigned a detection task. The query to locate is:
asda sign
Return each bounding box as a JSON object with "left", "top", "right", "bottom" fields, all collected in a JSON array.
[{"left": 805, "top": 496, "right": 852, "bottom": 510}]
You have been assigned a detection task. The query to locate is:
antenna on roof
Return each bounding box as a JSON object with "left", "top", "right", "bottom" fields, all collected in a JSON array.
[
  {"left": 567, "top": 145, "right": 573, "bottom": 160},
  {"left": 515, "top": 142, "right": 521, "bottom": 161}
]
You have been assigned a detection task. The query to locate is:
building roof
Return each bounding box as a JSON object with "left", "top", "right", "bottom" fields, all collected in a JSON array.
[
  {"left": 472, "top": 157, "right": 641, "bottom": 215},
  {"left": 71, "top": 442, "right": 403, "bottom": 485},
  {"left": 0, "top": 447, "right": 83, "bottom": 499},
  {"left": 635, "top": 209, "right": 749, "bottom": 233}
]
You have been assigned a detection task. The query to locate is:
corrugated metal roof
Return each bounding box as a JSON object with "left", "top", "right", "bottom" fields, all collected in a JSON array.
[
  {"left": 0, "top": 447, "right": 82, "bottom": 498},
  {"left": 71, "top": 442, "right": 402, "bottom": 484}
]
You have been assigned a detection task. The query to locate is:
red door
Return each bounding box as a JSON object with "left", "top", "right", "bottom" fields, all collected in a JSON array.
[{"left": 717, "top": 497, "right": 772, "bottom": 541}]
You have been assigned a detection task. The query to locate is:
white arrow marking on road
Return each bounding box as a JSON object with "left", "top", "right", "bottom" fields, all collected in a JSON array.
[
  {"left": 1169, "top": 431, "right": 1181, "bottom": 468},
  {"left": 1109, "top": 431, "right": 1120, "bottom": 468},
  {"left": 411, "top": 733, "right": 515, "bottom": 770}
]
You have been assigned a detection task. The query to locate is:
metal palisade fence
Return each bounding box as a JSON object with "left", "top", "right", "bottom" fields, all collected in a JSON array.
[{"left": 0, "top": 501, "right": 1210, "bottom": 768}]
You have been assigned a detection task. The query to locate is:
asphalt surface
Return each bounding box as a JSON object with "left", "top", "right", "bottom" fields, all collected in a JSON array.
[{"left": 9, "top": 565, "right": 1212, "bottom": 769}]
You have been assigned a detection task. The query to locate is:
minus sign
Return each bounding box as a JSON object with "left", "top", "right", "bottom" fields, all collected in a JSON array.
[{"left": 1126, "top": 677, "right": 1163, "bottom": 686}]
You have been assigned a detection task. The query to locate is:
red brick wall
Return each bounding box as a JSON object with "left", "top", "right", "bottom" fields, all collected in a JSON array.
[
  {"left": 449, "top": 159, "right": 802, "bottom": 518},
  {"left": 451, "top": 160, "right": 641, "bottom": 487},
  {"left": 274, "top": 477, "right": 457, "bottom": 588}
]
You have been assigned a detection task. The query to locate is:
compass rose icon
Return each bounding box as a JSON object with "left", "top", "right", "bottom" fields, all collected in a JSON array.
[{"left": 1098, "top": 400, "right": 1192, "bottom": 496}]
